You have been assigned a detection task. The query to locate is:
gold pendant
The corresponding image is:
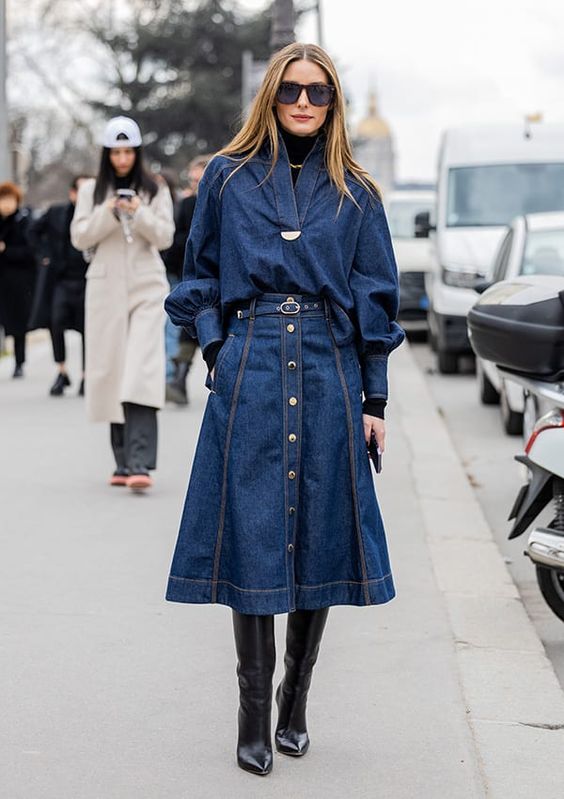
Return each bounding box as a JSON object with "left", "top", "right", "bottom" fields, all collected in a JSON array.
[{"left": 281, "top": 231, "right": 301, "bottom": 241}]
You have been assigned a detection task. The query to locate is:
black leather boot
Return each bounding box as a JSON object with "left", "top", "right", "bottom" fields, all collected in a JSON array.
[
  {"left": 165, "top": 358, "right": 190, "bottom": 405},
  {"left": 49, "top": 372, "right": 71, "bottom": 396},
  {"left": 275, "top": 608, "right": 329, "bottom": 757},
  {"left": 232, "top": 611, "right": 276, "bottom": 776}
]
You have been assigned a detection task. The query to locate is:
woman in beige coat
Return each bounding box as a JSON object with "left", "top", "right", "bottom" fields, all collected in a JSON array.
[{"left": 71, "top": 117, "right": 174, "bottom": 491}]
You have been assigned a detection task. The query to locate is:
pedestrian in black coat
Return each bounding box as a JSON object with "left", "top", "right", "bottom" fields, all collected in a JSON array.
[
  {"left": 0, "top": 182, "right": 35, "bottom": 378},
  {"left": 31, "top": 175, "right": 91, "bottom": 396},
  {"left": 162, "top": 155, "right": 210, "bottom": 405}
]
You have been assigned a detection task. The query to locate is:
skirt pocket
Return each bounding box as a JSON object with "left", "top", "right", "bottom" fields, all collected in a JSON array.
[
  {"left": 329, "top": 300, "right": 356, "bottom": 346},
  {"left": 208, "top": 332, "right": 237, "bottom": 393}
]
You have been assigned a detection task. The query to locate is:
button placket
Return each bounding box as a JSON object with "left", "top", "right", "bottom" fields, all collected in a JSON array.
[{"left": 284, "top": 300, "right": 300, "bottom": 568}]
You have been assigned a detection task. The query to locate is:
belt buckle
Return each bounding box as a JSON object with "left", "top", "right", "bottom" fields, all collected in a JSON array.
[{"left": 280, "top": 300, "right": 301, "bottom": 315}]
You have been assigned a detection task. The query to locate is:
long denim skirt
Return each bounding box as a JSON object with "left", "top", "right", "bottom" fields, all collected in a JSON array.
[{"left": 166, "top": 293, "right": 395, "bottom": 615}]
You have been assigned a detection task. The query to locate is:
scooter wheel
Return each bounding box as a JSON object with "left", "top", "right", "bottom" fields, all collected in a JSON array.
[{"left": 535, "top": 566, "right": 564, "bottom": 623}]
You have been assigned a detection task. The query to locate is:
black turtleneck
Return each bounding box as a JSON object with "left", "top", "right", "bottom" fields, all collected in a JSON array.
[
  {"left": 114, "top": 174, "right": 133, "bottom": 191},
  {"left": 279, "top": 125, "right": 318, "bottom": 185}
]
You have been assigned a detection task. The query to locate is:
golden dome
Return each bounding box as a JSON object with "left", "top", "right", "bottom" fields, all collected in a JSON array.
[{"left": 357, "top": 92, "right": 391, "bottom": 139}]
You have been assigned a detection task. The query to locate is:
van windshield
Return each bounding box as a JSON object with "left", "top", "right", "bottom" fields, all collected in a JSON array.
[
  {"left": 447, "top": 164, "right": 564, "bottom": 227},
  {"left": 521, "top": 228, "right": 564, "bottom": 277},
  {"left": 388, "top": 199, "right": 434, "bottom": 239}
]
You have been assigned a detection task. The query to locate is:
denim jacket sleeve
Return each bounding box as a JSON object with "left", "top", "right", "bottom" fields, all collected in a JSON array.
[
  {"left": 350, "top": 196, "right": 405, "bottom": 401},
  {"left": 164, "top": 162, "right": 224, "bottom": 355}
]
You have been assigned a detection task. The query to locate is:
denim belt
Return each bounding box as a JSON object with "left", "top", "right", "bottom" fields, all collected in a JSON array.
[{"left": 230, "top": 293, "right": 327, "bottom": 320}]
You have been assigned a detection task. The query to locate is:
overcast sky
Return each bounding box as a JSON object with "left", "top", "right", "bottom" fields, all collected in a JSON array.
[{"left": 241, "top": 0, "right": 564, "bottom": 181}]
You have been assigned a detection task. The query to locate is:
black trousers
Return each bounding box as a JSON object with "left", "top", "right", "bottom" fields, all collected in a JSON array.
[
  {"left": 50, "top": 280, "right": 86, "bottom": 367},
  {"left": 14, "top": 334, "right": 26, "bottom": 366},
  {"left": 110, "top": 403, "right": 158, "bottom": 475},
  {"left": 51, "top": 330, "right": 85, "bottom": 369}
]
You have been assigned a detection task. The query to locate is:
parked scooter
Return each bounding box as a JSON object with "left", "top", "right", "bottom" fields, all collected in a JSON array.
[
  {"left": 467, "top": 275, "right": 564, "bottom": 620},
  {"left": 506, "top": 374, "right": 564, "bottom": 621}
]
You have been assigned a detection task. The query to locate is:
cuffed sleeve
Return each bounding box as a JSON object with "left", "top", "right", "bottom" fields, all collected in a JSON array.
[
  {"left": 164, "top": 161, "right": 224, "bottom": 353},
  {"left": 350, "top": 197, "right": 405, "bottom": 400},
  {"left": 132, "top": 182, "right": 174, "bottom": 250},
  {"left": 361, "top": 355, "right": 389, "bottom": 399},
  {"left": 362, "top": 396, "right": 387, "bottom": 420},
  {"left": 70, "top": 179, "right": 118, "bottom": 251},
  {"left": 164, "top": 278, "right": 223, "bottom": 353}
]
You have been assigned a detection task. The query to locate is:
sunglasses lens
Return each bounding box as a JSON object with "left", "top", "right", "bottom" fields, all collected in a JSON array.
[
  {"left": 308, "top": 85, "right": 333, "bottom": 107},
  {"left": 277, "top": 82, "right": 334, "bottom": 106},
  {"left": 277, "top": 82, "right": 301, "bottom": 105}
]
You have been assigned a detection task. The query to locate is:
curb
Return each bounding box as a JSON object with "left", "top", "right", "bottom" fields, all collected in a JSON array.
[{"left": 392, "top": 341, "right": 564, "bottom": 797}]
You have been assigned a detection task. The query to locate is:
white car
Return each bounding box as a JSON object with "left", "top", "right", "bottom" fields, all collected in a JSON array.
[
  {"left": 476, "top": 211, "right": 564, "bottom": 435},
  {"left": 386, "top": 189, "right": 435, "bottom": 334}
]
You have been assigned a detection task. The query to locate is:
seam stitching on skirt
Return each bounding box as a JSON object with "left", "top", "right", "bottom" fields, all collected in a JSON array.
[
  {"left": 210, "top": 316, "right": 255, "bottom": 602},
  {"left": 169, "top": 575, "right": 392, "bottom": 592},
  {"left": 326, "top": 320, "right": 372, "bottom": 605}
]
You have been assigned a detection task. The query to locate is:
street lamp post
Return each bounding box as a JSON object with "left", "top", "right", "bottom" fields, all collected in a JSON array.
[
  {"left": 270, "top": 0, "right": 295, "bottom": 53},
  {"left": 0, "top": 0, "right": 9, "bottom": 181},
  {"left": 316, "top": 0, "right": 324, "bottom": 49}
]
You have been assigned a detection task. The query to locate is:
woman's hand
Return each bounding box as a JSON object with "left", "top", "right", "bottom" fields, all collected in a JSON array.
[
  {"left": 126, "top": 195, "right": 141, "bottom": 212},
  {"left": 116, "top": 196, "right": 141, "bottom": 214},
  {"left": 363, "top": 414, "right": 385, "bottom": 453}
]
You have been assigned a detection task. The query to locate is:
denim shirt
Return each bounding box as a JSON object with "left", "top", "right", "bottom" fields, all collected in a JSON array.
[{"left": 165, "top": 132, "right": 404, "bottom": 400}]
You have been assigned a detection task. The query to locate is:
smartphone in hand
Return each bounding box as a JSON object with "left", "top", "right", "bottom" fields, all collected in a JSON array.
[
  {"left": 368, "top": 432, "right": 382, "bottom": 474},
  {"left": 115, "top": 188, "right": 137, "bottom": 200}
]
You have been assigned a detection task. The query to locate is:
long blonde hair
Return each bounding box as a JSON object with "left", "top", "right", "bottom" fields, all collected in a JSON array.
[{"left": 217, "top": 43, "right": 380, "bottom": 206}]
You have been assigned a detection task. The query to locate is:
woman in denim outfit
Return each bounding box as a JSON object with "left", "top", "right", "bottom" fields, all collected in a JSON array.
[{"left": 165, "top": 43, "right": 404, "bottom": 776}]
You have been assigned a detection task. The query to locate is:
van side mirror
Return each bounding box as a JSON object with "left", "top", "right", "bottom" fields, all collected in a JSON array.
[{"left": 414, "top": 210, "right": 435, "bottom": 238}]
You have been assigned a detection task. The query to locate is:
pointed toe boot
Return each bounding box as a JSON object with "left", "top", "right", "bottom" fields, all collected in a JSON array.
[
  {"left": 232, "top": 611, "right": 276, "bottom": 776},
  {"left": 49, "top": 372, "right": 71, "bottom": 396},
  {"left": 275, "top": 608, "right": 329, "bottom": 757}
]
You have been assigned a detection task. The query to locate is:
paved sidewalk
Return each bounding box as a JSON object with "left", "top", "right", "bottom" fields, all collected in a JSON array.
[{"left": 1, "top": 335, "right": 563, "bottom": 798}]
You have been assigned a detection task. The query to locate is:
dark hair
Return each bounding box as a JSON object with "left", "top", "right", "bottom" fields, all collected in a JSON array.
[
  {"left": 70, "top": 174, "right": 92, "bottom": 191},
  {"left": 93, "top": 139, "right": 158, "bottom": 205},
  {"left": 0, "top": 181, "right": 23, "bottom": 205}
]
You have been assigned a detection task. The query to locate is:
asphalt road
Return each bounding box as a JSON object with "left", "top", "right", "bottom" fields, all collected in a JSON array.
[{"left": 411, "top": 339, "right": 564, "bottom": 687}]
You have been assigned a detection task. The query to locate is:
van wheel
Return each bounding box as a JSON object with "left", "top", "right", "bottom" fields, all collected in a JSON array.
[
  {"left": 500, "top": 382, "right": 523, "bottom": 435},
  {"left": 477, "top": 362, "right": 500, "bottom": 405},
  {"left": 437, "top": 350, "right": 458, "bottom": 374}
]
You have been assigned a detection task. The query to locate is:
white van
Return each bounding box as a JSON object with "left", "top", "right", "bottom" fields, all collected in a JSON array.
[
  {"left": 386, "top": 189, "right": 435, "bottom": 333},
  {"left": 426, "top": 124, "right": 564, "bottom": 373}
]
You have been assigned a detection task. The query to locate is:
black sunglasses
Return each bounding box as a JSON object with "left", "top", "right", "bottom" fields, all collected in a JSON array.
[{"left": 276, "top": 81, "right": 335, "bottom": 107}]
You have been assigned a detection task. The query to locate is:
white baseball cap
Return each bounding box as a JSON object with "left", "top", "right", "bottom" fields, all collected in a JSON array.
[{"left": 102, "top": 116, "right": 142, "bottom": 148}]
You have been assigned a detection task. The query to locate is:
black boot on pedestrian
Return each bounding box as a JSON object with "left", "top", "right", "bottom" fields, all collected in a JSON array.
[
  {"left": 232, "top": 611, "right": 276, "bottom": 776},
  {"left": 275, "top": 608, "right": 329, "bottom": 757},
  {"left": 165, "top": 359, "right": 190, "bottom": 406},
  {"left": 13, "top": 363, "right": 24, "bottom": 379},
  {"left": 49, "top": 372, "right": 71, "bottom": 396},
  {"left": 78, "top": 378, "right": 85, "bottom": 397}
]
